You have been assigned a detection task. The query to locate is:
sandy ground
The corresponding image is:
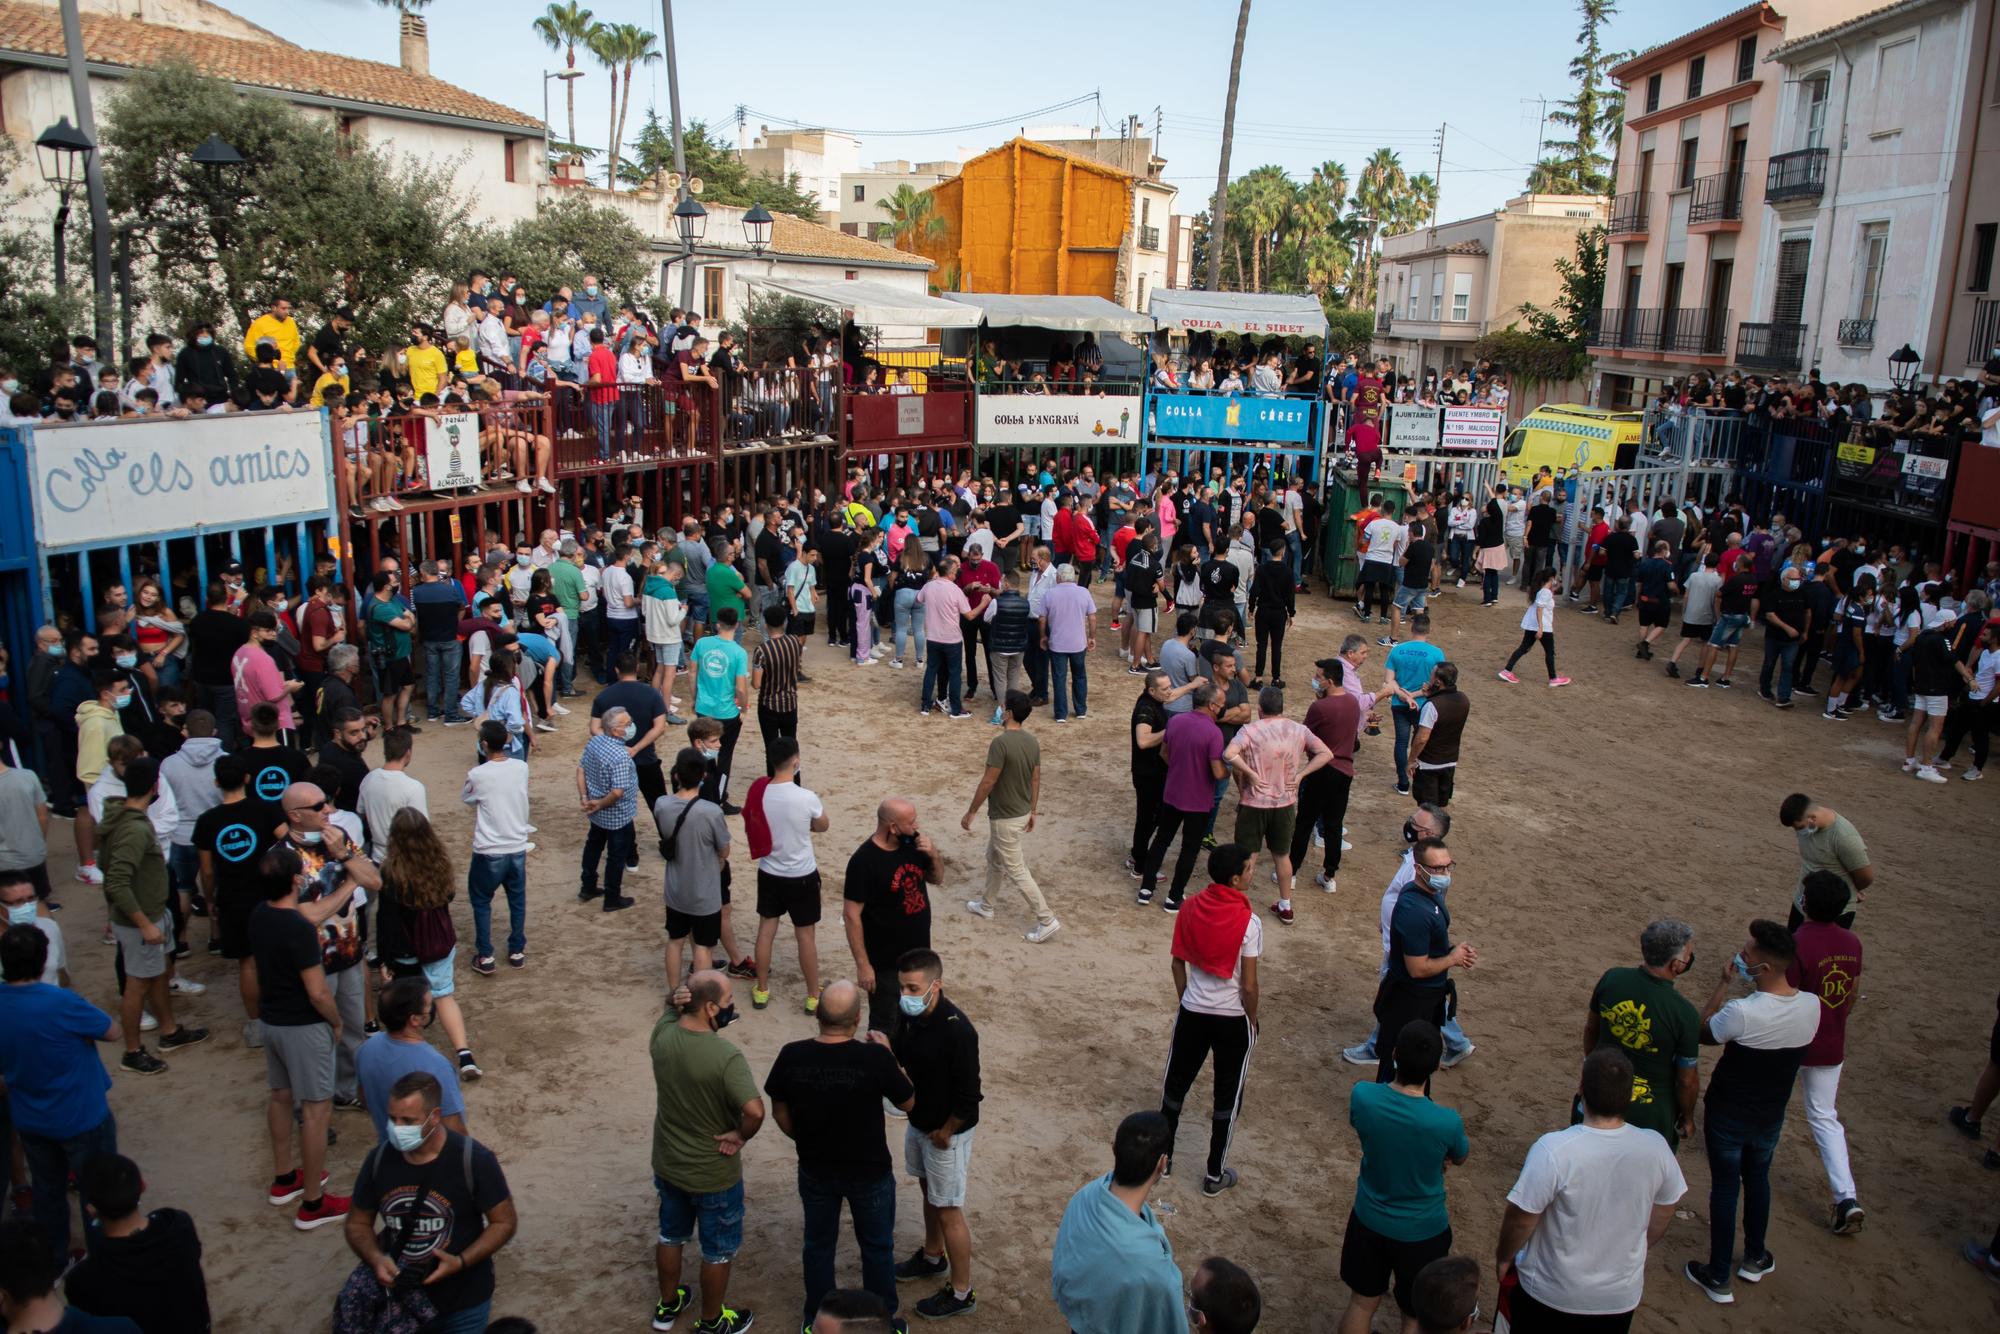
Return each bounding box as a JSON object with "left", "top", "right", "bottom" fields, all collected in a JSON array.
[{"left": 39, "top": 573, "right": 2000, "bottom": 1333}]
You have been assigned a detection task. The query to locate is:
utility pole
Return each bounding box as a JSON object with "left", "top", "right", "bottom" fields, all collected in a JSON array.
[
  {"left": 1205, "top": 0, "right": 1253, "bottom": 292},
  {"left": 58, "top": 0, "right": 113, "bottom": 352},
  {"left": 1430, "top": 122, "right": 1446, "bottom": 242},
  {"left": 660, "top": 0, "right": 696, "bottom": 312}
]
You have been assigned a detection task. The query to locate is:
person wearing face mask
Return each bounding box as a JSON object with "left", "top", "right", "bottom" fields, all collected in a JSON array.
[
  {"left": 1683, "top": 918, "right": 1821, "bottom": 1303},
  {"left": 353, "top": 978, "right": 467, "bottom": 1144},
  {"left": 102, "top": 758, "right": 208, "bottom": 1078},
  {"left": 1756, "top": 562, "right": 1810, "bottom": 708},
  {"left": 570, "top": 275, "right": 609, "bottom": 325},
  {"left": 231, "top": 610, "right": 301, "bottom": 742},
  {"left": 648, "top": 969, "right": 763, "bottom": 1334},
  {"left": 888, "top": 948, "right": 982, "bottom": 1321},
  {"left": 71, "top": 670, "right": 129, "bottom": 886},
  {"left": 279, "top": 776, "right": 378, "bottom": 1114},
  {"left": 1373, "top": 837, "right": 1475, "bottom": 1089},
  {"left": 0, "top": 871, "right": 62, "bottom": 985},
  {"left": 575, "top": 707, "right": 639, "bottom": 914},
  {"left": 346, "top": 1071, "right": 516, "bottom": 1331},
  {"left": 1580, "top": 919, "right": 1701, "bottom": 1149}
]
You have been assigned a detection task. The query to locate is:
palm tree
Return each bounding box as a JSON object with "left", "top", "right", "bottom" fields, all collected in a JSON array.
[
  {"left": 369, "top": 0, "right": 431, "bottom": 10},
  {"left": 878, "top": 184, "right": 947, "bottom": 252},
  {"left": 1349, "top": 148, "right": 1407, "bottom": 308},
  {"left": 532, "top": 2, "right": 598, "bottom": 161},
  {"left": 1239, "top": 165, "right": 1294, "bottom": 292},
  {"left": 1204, "top": 0, "right": 1254, "bottom": 291},
  {"left": 607, "top": 23, "right": 659, "bottom": 190}
]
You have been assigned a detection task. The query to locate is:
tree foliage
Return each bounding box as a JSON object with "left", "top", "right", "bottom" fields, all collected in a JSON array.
[
  {"left": 624, "top": 115, "right": 821, "bottom": 219},
  {"left": 741, "top": 292, "right": 831, "bottom": 365},
  {"left": 0, "top": 143, "right": 86, "bottom": 373},
  {"left": 1531, "top": 0, "right": 1630, "bottom": 195},
  {"left": 1323, "top": 308, "right": 1377, "bottom": 359},
  {"left": 1506, "top": 224, "right": 1607, "bottom": 380},
  {"left": 453, "top": 192, "right": 654, "bottom": 316}
]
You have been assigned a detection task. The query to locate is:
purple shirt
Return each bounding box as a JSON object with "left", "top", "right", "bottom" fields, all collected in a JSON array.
[
  {"left": 1162, "top": 710, "right": 1225, "bottom": 813},
  {"left": 1042, "top": 583, "right": 1096, "bottom": 654},
  {"left": 918, "top": 576, "right": 971, "bottom": 645}
]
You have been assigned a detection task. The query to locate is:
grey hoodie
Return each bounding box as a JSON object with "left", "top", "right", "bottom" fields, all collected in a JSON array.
[{"left": 159, "top": 735, "right": 225, "bottom": 846}]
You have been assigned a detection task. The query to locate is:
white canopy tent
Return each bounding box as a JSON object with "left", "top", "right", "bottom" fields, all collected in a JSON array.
[
  {"left": 944, "top": 293, "right": 1154, "bottom": 335},
  {"left": 1146, "top": 289, "right": 1328, "bottom": 339},
  {"left": 744, "top": 276, "right": 983, "bottom": 328}
]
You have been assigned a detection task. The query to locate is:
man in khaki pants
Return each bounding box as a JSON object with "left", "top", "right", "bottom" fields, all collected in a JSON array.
[{"left": 959, "top": 691, "right": 1060, "bottom": 943}]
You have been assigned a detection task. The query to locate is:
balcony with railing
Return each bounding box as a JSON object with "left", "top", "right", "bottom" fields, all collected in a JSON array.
[
  {"left": 1688, "top": 171, "right": 1747, "bottom": 229},
  {"left": 1737, "top": 322, "right": 1809, "bottom": 369},
  {"left": 1138, "top": 224, "right": 1161, "bottom": 252},
  {"left": 1660, "top": 307, "right": 1730, "bottom": 356},
  {"left": 1836, "top": 318, "right": 1875, "bottom": 348},
  {"left": 1968, "top": 297, "right": 2000, "bottom": 368},
  {"left": 1376, "top": 310, "right": 1393, "bottom": 334},
  {"left": 1766, "top": 148, "right": 1828, "bottom": 206},
  {"left": 1606, "top": 190, "right": 1649, "bottom": 238}
]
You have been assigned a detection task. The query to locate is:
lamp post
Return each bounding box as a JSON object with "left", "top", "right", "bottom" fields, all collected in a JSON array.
[
  {"left": 542, "top": 68, "right": 583, "bottom": 179},
  {"left": 56, "top": 0, "right": 115, "bottom": 351},
  {"left": 743, "top": 202, "right": 773, "bottom": 255},
  {"left": 674, "top": 194, "right": 708, "bottom": 311},
  {"left": 34, "top": 116, "right": 93, "bottom": 290},
  {"left": 1887, "top": 342, "right": 1921, "bottom": 394}
]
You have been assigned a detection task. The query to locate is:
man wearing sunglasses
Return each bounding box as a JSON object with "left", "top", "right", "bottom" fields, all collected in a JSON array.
[{"left": 279, "top": 782, "right": 379, "bottom": 1117}]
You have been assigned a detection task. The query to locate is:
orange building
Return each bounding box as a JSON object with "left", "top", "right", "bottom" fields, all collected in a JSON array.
[{"left": 915, "top": 136, "right": 1134, "bottom": 300}]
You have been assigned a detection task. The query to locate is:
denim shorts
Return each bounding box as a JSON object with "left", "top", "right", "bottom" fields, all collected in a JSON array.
[
  {"left": 1393, "top": 584, "right": 1427, "bottom": 613},
  {"left": 422, "top": 948, "right": 457, "bottom": 998},
  {"left": 1708, "top": 612, "right": 1750, "bottom": 648},
  {"left": 655, "top": 1176, "right": 744, "bottom": 1262}
]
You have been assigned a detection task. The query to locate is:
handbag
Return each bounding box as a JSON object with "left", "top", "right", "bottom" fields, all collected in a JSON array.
[
  {"left": 330, "top": 1137, "right": 477, "bottom": 1334},
  {"left": 658, "top": 796, "right": 698, "bottom": 862},
  {"left": 410, "top": 904, "right": 457, "bottom": 966}
]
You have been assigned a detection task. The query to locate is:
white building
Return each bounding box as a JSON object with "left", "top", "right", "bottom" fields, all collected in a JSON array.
[
  {"left": 737, "top": 126, "right": 860, "bottom": 223},
  {"left": 1756, "top": 0, "right": 1987, "bottom": 389},
  {"left": 838, "top": 159, "right": 960, "bottom": 240},
  {"left": 0, "top": 0, "right": 548, "bottom": 227}
]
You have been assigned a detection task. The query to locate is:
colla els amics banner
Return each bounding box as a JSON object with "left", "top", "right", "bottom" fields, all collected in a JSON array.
[{"left": 978, "top": 395, "right": 1142, "bottom": 447}]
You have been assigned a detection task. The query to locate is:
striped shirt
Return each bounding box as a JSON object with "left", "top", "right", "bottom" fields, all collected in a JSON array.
[
  {"left": 579, "top": 734, "right": 638, "bottom": 830},
  {"left": 753, "top": 634, "right": 803, "bottom": 712}
]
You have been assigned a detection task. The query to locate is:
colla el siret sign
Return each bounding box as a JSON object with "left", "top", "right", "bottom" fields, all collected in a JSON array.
[{"left": 29, "top": 411, "right": 335, "bottom": 553}]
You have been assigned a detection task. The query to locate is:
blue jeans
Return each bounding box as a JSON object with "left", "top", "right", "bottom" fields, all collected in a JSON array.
[
  {"left": 656, "top": 1176, "right": 745, "bottom": 1263},
  {"left": 922, "top": 643, "right": 963, "bottom": 715},
  {"left": 1286, "top": 530, "right": 1303, "bottom": 585},
  {"left": 1353, "top": 1015, "right": 1473, "bottom": 1060},
  {"left": 166, "top": 842, "right": 199, "bottom": 902},
  {"left": 1391, "top": 705, "right": 1415, "bottom": 788},
  {"left": 20, "top": 1111, "right": 117, "bottom": 1263},
  {"left": 467, "top": 851, "right": 526, "bottom": 958},
  {"left": 1602, "top": 576, "right": 1633, "bottom": 618},
  {"left": 590, "top": 400, "right": 616, "bottom": 460},
  {"left": 424, "top": 640, "right": 464, "bottom": 720},
  {"left": 581, "top": 822, "right": 633, "bottom": 899},
  {"left": 1759, "top": 636, "right": 1800, "bottom": 703},
  {"left": 423, "top": 1301, "right": 493, "bottom": 1334},
  {"left": 1050, "top": 649, "right": 1088, "bottom": 720},
  {"left": 1704, "top": 1105, "right": 1784, "bottom": 1272},
  {"left": 556, "top": 614, "right": 577, "bottom": 695},
  {"left": 799, "top": 1168, "right": 898, "bottom": 1323},
  {"left": 893, "top": 587, "right": 925, "bottom": 663},
  {"left": 1448, "top": 536, "right": 1472, "bottom": 580}
]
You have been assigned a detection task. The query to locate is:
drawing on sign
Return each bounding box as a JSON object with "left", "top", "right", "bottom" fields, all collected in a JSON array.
[{"left": 425, "top": 413, "right": 483, "bottom": 490}]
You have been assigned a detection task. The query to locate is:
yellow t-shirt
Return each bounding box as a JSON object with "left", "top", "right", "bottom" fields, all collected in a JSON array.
[
  {"left": 403, "top": 343, "right": 448, "bottom": 398},
  {"left": 453, "top": 347, "right": 481, "bottom": 376},
  {"left": 310, "top": 371, "right": 349, "bottom": 404}
]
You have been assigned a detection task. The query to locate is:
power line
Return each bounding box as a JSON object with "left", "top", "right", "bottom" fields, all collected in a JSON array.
[{"left": 736, "top": 92, "right": 1100, "bottom": 139}]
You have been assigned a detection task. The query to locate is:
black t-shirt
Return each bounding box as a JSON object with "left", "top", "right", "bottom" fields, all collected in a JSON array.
[
  {"left": 1721, "top": 381, "right": 1748, "bottom": 411},
  {"left": 1909, "top": 629, "right": 1959, "bottom": 695},
  {"left": 1196, "top": 557, "right": 1237, "bottom": 608},
  {"left": 755, "top": 530, "right": 785, "bottom": 580},
  {"left": 1602, "top": 531, "right": 1640, "bottom": 579},
  {"left": 251, "top": 902, "right": 325, "bottom": 1027},
  {"left": 1634, "top": 556, "right": 1673, "bottom": 603},
  {"left": 592, "top": 680, "right": 667, "bottom": 765},
  {"left": 310, "top": 322, "right": 345, "bottom": 371},
  {"left": 186, "top": 609, "right": 248, "bottom": 688},
  {"left": 1255, "top": 505, "right": 1284, "bottom": 549},
  {"left": 1802, "top": 580, "right": 1836, "bottom": 635},
  {"left": 313, "top": 676, "right": 360, "bottom": 750},
  {"left": 1402, "top": 539, "right": 1435, "bottom": 589},
  {"left": 1718, "top": 572, "right": 1760, "bottom": 617},
  {"left": 842, "top": 839, "right": 933, "bottom": 969},
  {"left": 193, "top": 799, "right": 286, "bottom": 905},
  {"left": 1830, "top": 546, "right": 1864, "bottom": 594},
  {"left": 819, "top": 529, "right": 854, "bottom": 584},
  {"left": 1761, "top": 584, "right": 1807, "bottom": 639},
  {"left": 352, "top": 1133, "right": 511, "bottom": 1314},
  {"left": 1130, "top": 692, "right": 1169, "bottom": 780},
  {"left": 986, "top": 503, "right": 1020, "bottom": 541},
  {"left": 61, "top": 1205, "right": 211, "bottom": 1333},
  {"left": 1125, "top": 547, "right": 1162, "bottom": 611},
  {"left": 763, "top": 1037, "right": 914, "bottom": 1178},
  {"left": 1526, "top": 503, "right": 1558, "bottom": 547},
  {"left": 316, "top": 740, "right": 370, "bottom": 813},
  {"left": 242, "top": 745, "right": 312, "bottom": 805}
]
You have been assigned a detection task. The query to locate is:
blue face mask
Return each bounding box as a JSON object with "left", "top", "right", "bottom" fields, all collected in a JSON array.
[
  {"left": 115, "top": 653, "right": 138, "bottom": 669},
  {"left": 584, "top": 285, "right": 600, "bottom": 297},
  {"left": 5, "top": 901, "right": 37, "bottom": 926},
  {"left": 898, "top": 988, "right": 931, "bottom": 1018},
  {"left": 112, "top": 693, "right": 133, "bottom": 710},
  {"left": 1424, "top": 870, "right": 1451, "bottom": 892},
  {"left": 196, "top": 335, "right": 213, "bottom": 348},
  {"left": 622, "top": 723, "right": 638, "bottom": 741},
  {"left": 45, "top": 643, "right": 65, "bottom": 658},
  {"left": 1732, "top": 952, "right": 1760, "bottom": 984}
]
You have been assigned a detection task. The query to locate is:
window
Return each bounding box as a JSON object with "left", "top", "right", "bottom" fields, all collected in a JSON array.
[
  {"left": 844, "top": 270, "right": 857, "bottom": 280},
  {"left": 1645, "top": 73, "right": 1662, "bottom": 114},
  {"left": 703, "top": 266, "right": 726, "bottom": 324},
  {"left": 1451, "top": 272, "right": 1472, "bottom": 322},
  {"left": 852, "top": 184, "right": 866, "bottom": 202},
  {"left": 839, "top": 222, "right": 859, "bottom": 236},
  {"left": 1803, "top": 74, "right": 1830, "bottom": 149},
  {"left": 1971, "top": 222, "right": 1997, "bottom": 292},
  {"left": 1678, "top": 135, "right": 1700, "bottom": 189},
  {"left": 1564, "top": 208, "right": 1594, "bottom": 217},
  {"left": 1137, "top": 275, "right": 1147, "bottom": 310},
  {"left": 1874, "top": 39, "right": 1915, "bottom": 135},
  {"left": 1856, "top": 222, "right": 1889, "bottom": 321},
  {"left": 503, "top": 138, "right": 518, "bottom": 184},
  {"left": 1737, "top": 35, "right": 1757, "bottom": 84},
  {"left": 1430, "top": 272, "right": 1444, "bottom": 320},
  {"left": 1141, "top": 198, "right": 1151, "bottom": 226},
  {"left": 1687, "top": 55, "right": 1705, "bottom": 100},
  {"left": 1408, "top": 288, "right": 1419, "bottom": 319}
]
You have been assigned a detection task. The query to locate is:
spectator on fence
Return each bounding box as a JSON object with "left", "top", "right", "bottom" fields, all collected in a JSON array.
[{"left": 242, "top": 298, "right": 300, "bottom": 372}]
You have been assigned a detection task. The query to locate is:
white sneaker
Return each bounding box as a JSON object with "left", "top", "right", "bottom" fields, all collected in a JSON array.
[
  {"left": 537, "top": 478, "right": 557, "bottom": 495},
  {"left": 1965, "top": 768, "right": 1985, "bottom": 782},
  {"left": 1316, "top": 873, "right": 1337, "bottom": 892},
  {"left": 1025, "top": 918, "right": 1062, "bottom": 943},
  {"left": 1915, "top": 765, "right": 1948, "bottom": 784},
  {"left": 76, "top": 863, "right": 103, "bottom": 885},
  {"left": 533, "top": 720, "right": 557, "bottom": 733},
  {"left": 168, "top": 976, "right": 206, "bottom": 995},
  {"left": 550, "top": 702, "right": 572, "bottom": 716},
  {"left": 1902, "top": 757, "right": 1920, "bottom": 771},
  {"left": 1312, "top": 829, "right": 1325, "bottom": 848},
  {"left": 965, "top": 899, "right": 995, "bottom": 919},
  {"left": 515, "top": 479, "right": 531, "bottom": 493},
  {"left": 140, "top": 1010, "right": 158, "bottom": 1032}
]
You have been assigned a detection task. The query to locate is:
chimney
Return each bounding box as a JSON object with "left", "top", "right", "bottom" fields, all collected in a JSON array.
[{"left": 399, "top": 13, "right": 429, "bottom": 78}]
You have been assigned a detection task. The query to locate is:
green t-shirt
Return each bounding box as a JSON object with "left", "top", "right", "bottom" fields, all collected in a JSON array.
[
  {"left": 985, "top": 729, "right": 1040, "bottom": 821},
  {"left": 706, "top": 561, "right": 747, "bottom": 621},
  {"left": 366, "top": 596, "right": 412, "bottom": 660},
  {"left": 1794, "top": 814, "right": 1869, "bottom": 915},
  {"left": 1587, "top": 965, "right": 1699, "bottom": 1146},
  {"left": 649, "top": 1018, "right": 760, "bottom": 1191},
  {"left": 549, "top": 559, "right": 584, "bottom": 617},
  {"left": 690, "top": 635, "right": 749, "bottom": 720},
  {"left": 1348, "top": 1080, "right": 1468, "bottom": 1242}
]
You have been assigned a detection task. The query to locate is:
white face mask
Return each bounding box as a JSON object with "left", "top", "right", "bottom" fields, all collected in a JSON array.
[{"left": 387, "top": 1116, "right": 431, "bottom": 1152}]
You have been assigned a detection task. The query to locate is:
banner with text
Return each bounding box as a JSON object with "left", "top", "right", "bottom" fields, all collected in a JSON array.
[
  {"left": 1149, "top": 393, "right": 1315, "bottom": 444},
  {"left": 424, "top": 413, "right": 484, "bottom": 490},
  {"left": 30, "top": 412, "right": 333, "bottom": 553},
  {"left": 1384, "top": 405, "right": 1442, "bottom": 453},
  {"left": 1440, "top": 406, "right": 1505, "bottom": 453},
  {"left": 978, "top": 394, "right": 1143, "bottom": 447}
]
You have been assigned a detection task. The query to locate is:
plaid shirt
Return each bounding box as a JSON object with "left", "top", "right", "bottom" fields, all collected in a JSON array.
[{"left": 580, "top": 733, "right": 639, "bottom": 829}]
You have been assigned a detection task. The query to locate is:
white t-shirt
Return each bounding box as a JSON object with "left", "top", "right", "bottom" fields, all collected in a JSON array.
[
  {"left": 1507, "top": 1124, "right": 1687, "bottom": 1316},
  {"left": 33, "top": 916, "right": 65, "bottom": 986},
  {"left": 357, "top": 767, "right": 429, "bottom": 862},
  {"left": 578, "top": 562, "right": 602, "bottom": 612},
  {"left": 1709, "top": 988, "right": 1822, "bottom": 1048},
  {"left": 461, "top": 758, "right": 532, "bottom": 855},
  {"left": 1361, "top": 517, "right": 1403, "bottom": 564},
  {"left": 602, "top": 563, "right": 639, "bottom": 620},
  {"left": 1504, "top": 498, "right": 1528, "bottom": 537},
  {"left": 1974, "top": 646, "right": 2000, "bottom": 696},
  {"left": 757, "top": 780, "right": 824, "bottom": 877},
  {"left": 1181, "top": 911, "right": 1261, "bottom": 1017},
  {"left": 962, "top": 529, "right": 995, "bottom": 563},
  {"left": 1520, "top": 588, "right": 1555, "bottom": 633}
]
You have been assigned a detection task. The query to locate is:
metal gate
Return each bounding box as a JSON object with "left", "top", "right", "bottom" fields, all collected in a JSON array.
[{"left": 1553, "top": 459, "right": 1737, "bottom": 590}]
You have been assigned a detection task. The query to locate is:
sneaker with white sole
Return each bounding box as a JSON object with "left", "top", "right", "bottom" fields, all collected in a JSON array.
[
  {"left": 140, "top": 1010, "right": 158, "bottom": 1031},
  {"left": 1439, "top": 1043, "right": 1476, "bottom": 1069},
  {"left": 1965, "top": 768, "right": 1985, "bottom": 782},
  {"left": 550, "top": 702, "right": 572, "bottom": 716},
  {"left": 1735, "top": 1251, "right": 1775, "bottom": 1283},
  {"left": 965, "top": 899, "right": 995, "bottom": 919},
  {"left": 1684, "top": 1261, "right": 1734, "bottom": 1304},
  {"left": 75, "top": 863, "right": 103, "bottom": 885},
  {"left": 1315, "top": 873, "right": 1337, "bottom": 892},
  {"left": 167, "top": 976, "right": 205, "bottom": 995},
  {"left": 1025, "top": 918, "right": 1061, "bottom": 943},
  {"left": 1915, "top": 765, "right": 1948, "bottom": 784},
  {"left": 1339, "top": 1044, "right": 1376, "bottom": 1066}
]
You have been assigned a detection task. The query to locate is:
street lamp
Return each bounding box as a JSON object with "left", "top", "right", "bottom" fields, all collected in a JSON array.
[
  {"left": 742, "top": 202, "right": 773, "bottom": 255},
  {"left": 674, "top": 194, "right": 707, "bottom": 246},
  {"left": 191, "top": 133, "right": 244, "bottom": 174},
  {"left": 1887, "top": 343, "right": 1922, "bottom": 394},
  {"left": 542, "top": 68, "right": 583, "bottom": 178},
  {"left": 35, "top": 116, "right": 94, "bottom": 289}
]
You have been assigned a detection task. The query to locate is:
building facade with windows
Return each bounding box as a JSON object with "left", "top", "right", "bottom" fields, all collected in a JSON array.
[
  {"left": 1591, "top": 0, "right": 1882, "bottom": 407},
  {"left": 1371, "top": 192, "right": 1609, "bottom": 380},
  {"left": 1756, "top": 0, "right": 1991, "bottom": 390},
  {"left": 837, "top": 161, "right": 962, "bottom": 240},
  {"left": 738, "top": 127, "right": 862, "bottom": 223}
]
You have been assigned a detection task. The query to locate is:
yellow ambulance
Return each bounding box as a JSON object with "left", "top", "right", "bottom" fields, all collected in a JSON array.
[{"left": 1500, "top": 405, "right": 1647, "bottom": 482}]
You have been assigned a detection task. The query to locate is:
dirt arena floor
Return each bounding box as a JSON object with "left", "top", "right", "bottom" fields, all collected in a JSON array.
[{"left": 43, "top": 573, "right": 2000, "bottom": 1333}]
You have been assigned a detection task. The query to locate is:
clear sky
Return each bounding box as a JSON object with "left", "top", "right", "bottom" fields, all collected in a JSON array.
[{"left": 220, "top": 0, "right": 1711, "bottom": 222}]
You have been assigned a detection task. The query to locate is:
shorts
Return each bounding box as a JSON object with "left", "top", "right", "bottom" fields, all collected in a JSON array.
[
  {"left": 110, "top": 913, "right": 172, "bottom": 979},
  {"left": 262, "top": 1021, "right": 337, "bottom": 1101},
  {"left": 1129, "top": 607, "right": 1158, "bottom": 634},
  {"left": 1392, "top": 585, "right": 1427, "bottom": 613},
  {"left": 1680, "top": 621, "right": 1713, "bottom": 643},
  {"left": 1831, "top": 641, "right": 1861, "bottom": 675},
  {"left": 904, "top": 1124, "right": 975, "bottom": 1208},
  {"left": 652, "top": 639, "right": 683, "bottom": 668},
  {"left": 1337, "top": 1209, "right": 1452, "bottom": 1313},
  {"left": 755, "top": 868, "right": 822, "bottom": 926},
  {"left": 422, "top": 948, "right": 457, "bottom": 998},
  {"left": 376, "top": 656, "right": 414, "bottom": 693},
  {"left": 666, "top": 907, "right": 722, "bottom": 946},
  {"left": 1411, "top": 766, "right": 1455, "bottom": 808},
  {"left": 217, "top": 891, "right": 258, "bottom": 960},
  {"left": 1637, "top": 601, "right": 1670, "bottom": 628},
  {"left": 1914, "top": 694, "right": 1951, "bottom": 716},
  {"left": 788, "top": 614, "right": 817, "bottom": 637},
  {"left": 654, "top": 1176, "right": 744, "bottom": 1264},
  {"left": 1359, "top": 560, "right": 1396, "bottom": 588},
  {"left": 1233, "top": 804, "right": 1296, "bottom": 857},
  {"left": 1708, "top": 613, "right": 1749, "bottom": 648}
]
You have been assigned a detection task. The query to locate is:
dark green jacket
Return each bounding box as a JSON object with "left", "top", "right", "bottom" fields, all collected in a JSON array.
[{"left": 101, "top": 802, "right": 169, "bottom": 924}]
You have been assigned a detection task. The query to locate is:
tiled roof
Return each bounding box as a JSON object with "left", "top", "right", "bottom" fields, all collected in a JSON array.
[
  {"left": 770, "top": 214, "right": 933, "bottom": 268},
  {"left": 0, "top": 0, "right": 542, "bottom": 131},
  {"left": 1611, "top": 2, "right": 1776, "bottom": 80}
]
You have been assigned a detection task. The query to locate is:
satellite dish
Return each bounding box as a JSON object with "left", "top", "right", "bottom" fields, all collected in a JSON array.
[
  {"left": 688, "top": 176, "right": 704, "bottom": 195},
  {"left": 663, "top": 172, "right": 682, "bottom": 192}
]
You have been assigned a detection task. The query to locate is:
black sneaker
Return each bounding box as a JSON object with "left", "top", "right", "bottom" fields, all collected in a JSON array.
[
  {"left": 157, "top": 1026, "right": 209, "bottom": 1052},
  {"left": 1686, "top": 674, "right": 1708, "bottom": 688},
  {"left": 651, "top": 1284, "right": 691, "bottom": 1331},
  {"left": 1664, "top": 661, "right": 1681, "bottom": 678},
  {"left": 1394, "top": 780, "right": 1411, "bottom": 796},
  {"left": 1715, "top": 677, "right": 1731, "bottom": 688},
  {"left": 1684, "top": 1261, "right": 1734, "bottom": 1304},
  {"left": 1136, "top": 886, "right": 1155, "bottom": 906},
  {"left": 1736, "top": 1251, "right": 1775, "bottom": 1283},
  {"left": 578, "top": 885, "right": 604, "bottom": 902},
  {"left": 331, "top": 1093, "right": 364, "bottom": 1111},
  {"left": 170, "top": 941, "right": 191, "bottom": 960},
  {"left": 1758, "top": 688, "right": 1775, "bottom": 701},
  {"left": 603, "top": 896, "right": 636, "bottom": 913},
  {"left": 1951, "top": 1106, "right": 1985, "bottom": 1139},
  {"left": 363, "top": 1019, "right": 381, "bottom": 1034},
  {"left": 913, "top": 1288, "right": 976, "bottom": 1320},
  {"left": 1774, "top": 699, "right": 1795, "bottom": 709},
  {"left": 895, "top": 1248, "right": 948, "bottom": 1281},
  {"left": 120, "top": 1048, "right": 168, "bottom": 1075},
  {"left": 1833, "top": 1199, "right": 1865, "bottom": 1235},
  {"left": 1793, "top": 684, "right": 1819, "bottom": 697},
  {"left": 457, "top": 1049, "right": 483, "bottom": 1080},
  {"left": 1162, "top": 896, "right": 1183, "bottom": 915},
  {"left": 691, "top": 1306, "right": 754, "bottom": 1334},
  {"left": 726, "top": 957, "right": 757, "bottom": 980}
]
